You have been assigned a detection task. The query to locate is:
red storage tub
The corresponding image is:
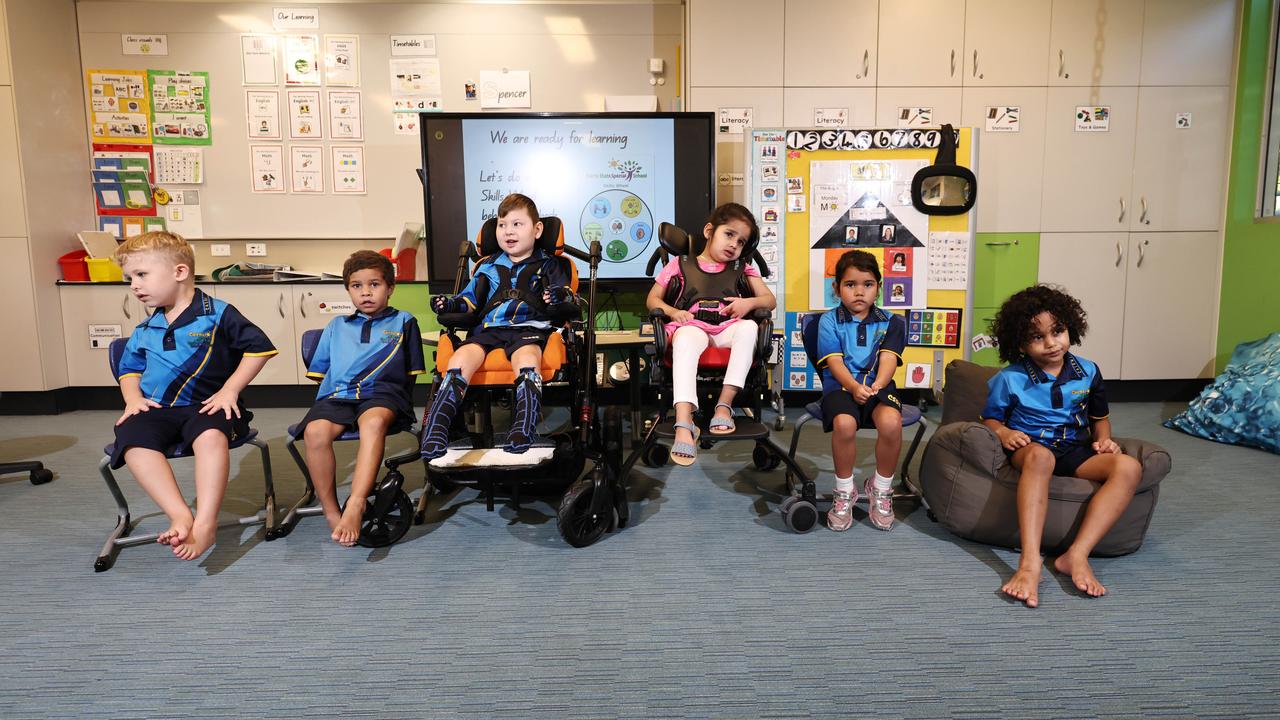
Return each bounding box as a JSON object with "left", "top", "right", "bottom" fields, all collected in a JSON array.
[{"left": 58, "top": 249, "right": 90, "bottom": 281}]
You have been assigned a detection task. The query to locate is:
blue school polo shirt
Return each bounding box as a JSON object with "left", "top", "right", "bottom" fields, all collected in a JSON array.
[
  {"left": 815, "top": 304, "right": 906, "bottom": 393},
  {"left": 116, "top": 288, "right": 277, "bottom": 406},
  {"left": 980, "top": 353, "right": 1110, "bottom": 449},
  {"left": 306, "top": 307, "right": 426, "bottom": 400},
  {"left": 455, "top": 249, "right": 570, "bottom": 329}
]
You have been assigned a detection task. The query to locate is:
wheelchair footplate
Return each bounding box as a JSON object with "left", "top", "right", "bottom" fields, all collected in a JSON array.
[
  {"left": 427, "top": 436, "right": 558, "bottom": 472},
  {"left": 653, "top": 419, "right": 771, "bottom": 441}
]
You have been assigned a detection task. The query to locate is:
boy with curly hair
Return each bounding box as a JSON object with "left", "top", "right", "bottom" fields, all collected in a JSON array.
[{"left": 981, "top": 285, "right": 1142, "bottom": 607}]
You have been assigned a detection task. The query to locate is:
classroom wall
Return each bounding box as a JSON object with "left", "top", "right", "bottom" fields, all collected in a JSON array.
[
  {"left": 1218, "top": 0, "right": 1280, "bottom": 370},
  {"left": 0, "top": 0, "right": 92, "bottom": 391}
]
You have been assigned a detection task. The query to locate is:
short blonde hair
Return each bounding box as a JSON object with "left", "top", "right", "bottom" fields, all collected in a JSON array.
[{"left": 113, "top": 231, "right": 196, "bottom": 273}]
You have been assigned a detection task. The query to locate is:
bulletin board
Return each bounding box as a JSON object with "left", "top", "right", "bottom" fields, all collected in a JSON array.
[
  {"left": 75, "top": 2, "right": 681, "bottom": 241},
  {"left": 749, "top": 128, "right": 978, "bottom": 393}
]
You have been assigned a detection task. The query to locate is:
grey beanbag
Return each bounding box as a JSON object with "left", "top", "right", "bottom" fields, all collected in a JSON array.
[{"left": 920, "top": 360, "right": 1170, "bottom": 557}]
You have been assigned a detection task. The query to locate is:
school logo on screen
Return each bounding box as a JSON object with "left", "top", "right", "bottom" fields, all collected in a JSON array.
[{"left": 589, "top": 159, "right": 647, "bottom": 183}]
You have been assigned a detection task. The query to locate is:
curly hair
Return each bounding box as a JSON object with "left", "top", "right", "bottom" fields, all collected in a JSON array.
[
  {"left": 989, "top": 284, "right": 1088, "bottom": 364},
  {"left": 343, "top": 249, "right": 395, "bottom": 287}
]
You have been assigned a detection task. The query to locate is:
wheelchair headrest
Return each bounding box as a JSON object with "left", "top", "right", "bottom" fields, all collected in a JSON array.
[
  {"left": 476, "top": 216, "right": 564, "bottom": 257},
  {"left": 108, "top": 337, "right": 127, "bottom": 378},
  {"left": 651, "top": 221, "right": 770, "bottom": 278},
  {"left": 658, "top": 222, "right": 696, "bottom": 256},
  {"left": 300, "top": 328, "right": 323, "bottom": 368},
  {"left": 799, "top": 312, "right": 823, "bottom": 373}
]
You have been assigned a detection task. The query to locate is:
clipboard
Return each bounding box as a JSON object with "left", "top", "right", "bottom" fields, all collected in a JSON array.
[{"left": 78, "top": 230, "right": 120, "bottom": 259}]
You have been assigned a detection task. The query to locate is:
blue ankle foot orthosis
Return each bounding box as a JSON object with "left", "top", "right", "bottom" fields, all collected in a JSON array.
[
  {"left": 503, "top": 367, "right": 542, "bottom": 454},
  {"left": 420, "top": 369, "right": 466, "bottom": 460}
]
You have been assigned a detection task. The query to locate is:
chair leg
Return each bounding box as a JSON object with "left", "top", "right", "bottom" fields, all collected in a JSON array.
[
  {"left": 271, "top": 436, "right": 318, "bottom": 540},
  {"left": 94, "top": 455, "right": 132, "bottom": 572},
  {"left": 249, "top": 437, "right": 277, "bottom": 537},
  {"left": 897, "top": 418, "right": 929, "bottom": 506}
]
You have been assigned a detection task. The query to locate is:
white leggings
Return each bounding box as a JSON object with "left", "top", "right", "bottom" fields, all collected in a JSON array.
[{"left": 671, "top": 320, "right": 758, "bottom": 409}]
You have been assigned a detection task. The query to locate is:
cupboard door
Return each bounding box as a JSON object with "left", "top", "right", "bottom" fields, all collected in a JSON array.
[
  {"left": 1037, "top": 233, "right": 1127, "bottom": 379},
  {"left": 689, "top": 0, "right": 784, "bottom": 86},
  {"left": 1048, "top": 0, "right": 1144, "bottom": 87},
  {"left": 961, "top": 87, "right": 1048, "bottom": 232},
  {"left": 1139, "top": 0, "right": 1237, "bottom": 86},
  {"left": 60, "top": 286, "right": 144, "bottom": 386},
  {"left": 293, "top": 286, "right": 357, "bottom": 381},
  {"left": 784, "top": 0, "right": 878, "bottom": 87},
  {"left": 1040, "top": 86, "right": 1138, "bottom": 232},
  {"left": 782, "top": 88, "right": 876, "bottom": 129},
  {"left": 971, "top": 233, "right": 1040, "bottom": 308},
  {"left": 214, "top": 285, "right": 299, "bottom": 384},
  {"left": 963, "top": 0, "right": 1051, "bottom": 86},
  {"left": 877, "top": 0, "right": 965, "bottom": 87},
  {"left": 1120, "top": 232, "right": 1220, "bottom": 379},
  {"left": 1130, "top": 86, "right": 1232, "bottom": 232},
  {"left": 874, "top": 87, "right": 962, "bottom": 129}
]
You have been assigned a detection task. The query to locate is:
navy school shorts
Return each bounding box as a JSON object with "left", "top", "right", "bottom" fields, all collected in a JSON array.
[
  {"left": 459, "top": 326, "right": 552, "bottom": 359},
  {"left": 820, "top": 383, "right": 903, "bottom": 432},
  {"left": 110, "top": 403, "right": 252, "bottom": 469},
  {"left": 294, "top": 393, "right": 415, "bottom": 438}
]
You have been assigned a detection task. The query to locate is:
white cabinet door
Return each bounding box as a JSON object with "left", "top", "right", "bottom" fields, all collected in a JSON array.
[
  {"left": 1037, "top": 233, "right": 1128, "bottom": 379},
  {"left": 874, "top": 87, "right": 963, "bottom": 129},
  {"left": 214, "top": 285, "right": 299, "bottom": 384},
  {"left": 784, "top": 0, "right": 878, "bottom": 86},
  {"left": 689, "top": 0, "right": 784, "bottom": 86},
  {"left": 1048, "top": 0, "right": 1145, "bottom": 86},
  {"left": 782, "top": 88, "right": 876, "bottom": 129},
  {"left": 961, "top": 87, "right": 1048, "bottom": 232},
  {"left": 0, "top": 88, "right": 27, "bottom": 237},
  {"left": 878, "top": 0, "right": 965, "bottom": 87},
  {"left": 963, "top": 0, "right": 1051, "bottom": 86},
  {"left": 1040, "top": 86, "right": 1139, "bottom": 232},
  {"left": 293, "top": 285, "right": 355, "bottom": 381},
  {"left": 1139, "top": 0, "right": 1238, "bottom": 86},
  {"left": 687, "top": 86, "right": 784, "bottom": 206},
  {"left": 60, "top": 286, "right": 145, "bottom": 386},
  {"left": 1130, "top": 86, "right": 1232, "bottom": 232},
  {"left": 1120, "top": 232, "right": 1220, "bottom": 379}
]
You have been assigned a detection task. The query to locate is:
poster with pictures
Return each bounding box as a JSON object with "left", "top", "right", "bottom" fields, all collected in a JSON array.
[
  {"left": 984, "top": 106, "right": 1020, "bottom": 133},
  {"left": 287, "top": 90, "right": 322, "bottom": 139},
  {"left": 391, "top": 58, "right": 443, "bottom": 111},
  {"left": 906, "top": 308, "right": 962, "bottom": 348},
  {"left": 148, "top": 70, "right": 211, "bottom": 145},
  {"left": 783, "top": 312, "right": 821, "bottom": 391},
  {"left": 249, "top": 145, "right": 285, "bottom": 193},
  {"left": 240, "top": 34, "right": 278, "bottom": 85},
  {"left": 897, "top": 107, "right": 933, "bottom": 128},
  {"left": 245, "top": 90, "right": 281, "bottom": 140},
  {"left": 323, "top": 34, "right": 360, "bottom": 87},
  {"left": 283, "top": 35, "right": 321, "bottom": 85},
  {"left": 331, "top": 146, "right": 366, "bottom": 194},
  {"left": 327, "top": 91, "right": 363, "bottom": 140},
  {"left": 86, "top": 69, "right": 150, "bottom": 144},
  {"left": 290, "top": 146, "right": 324, "bottom": 193},
  {"left": 1074, "top": 106, "right": 1110, "bottom": 132}
]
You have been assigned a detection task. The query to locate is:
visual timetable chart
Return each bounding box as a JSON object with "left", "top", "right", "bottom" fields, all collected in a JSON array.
[{"left": 906, "top": 308, "right": 963, "bottom": 348}]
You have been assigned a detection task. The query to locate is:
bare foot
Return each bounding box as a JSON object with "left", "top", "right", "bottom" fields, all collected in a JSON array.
[
  {"left": 323, "top": 507, "right": 343, "bottom": 534},
  {"left": 172, "top": 522, "right": 215, "bottom": 561},
  {"left": 332, "top": 508, "right": 363, "bottom": 547},
  {"left": 157, "top": 515, "right": 193, "bottom": 547},
  {"left": 1054, "top": 553, "right": 1107, "bottom": 597},
  {"left": 1001, "top": 564, "right": 1042, "bottom": 608}
]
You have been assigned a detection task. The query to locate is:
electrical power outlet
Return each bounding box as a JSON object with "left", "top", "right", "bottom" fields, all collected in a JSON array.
[
  {"left": 210, "top": 243, "right": 231, "bottom": 257},
  {"left": 246, "top": 242, "right": 267, "bottom": 257}
]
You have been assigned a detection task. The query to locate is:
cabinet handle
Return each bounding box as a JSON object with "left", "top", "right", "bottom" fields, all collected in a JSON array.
[
  {"left": 1118, "top": 197, "right": 1126, "bottom": 223},
  {"left": 277, "top": 292, "right": 285, "bottom": 318},
  {"left": 1058, "top": 49, "right": 1065, "bottom": 78},
  {"left": 1115, "top": 240, "right": 1123, "bottom": 267},
  {"left": 861, "top": 49, "right": 869, "bottom": 78},
  {"left": 300, "top": 292, "right": 308, "bottom": 318},
  {"left": 1140, "top": 196, "right": 1149, "bottom": 225},
  {"left": 950, "top": 49, "right": 956, "bottom": 77},
  {"left": 1137, "top": 240, "right": 1147, "bottom": 268},
  {"left": 972, "top": 49, "right": 978, "bottom": 78},
  {"left": 122, "top": 294, "right": 131, "bottom": 319},
  {"left": 983, "top": 239, "right": 1019, "bottom": 247}
]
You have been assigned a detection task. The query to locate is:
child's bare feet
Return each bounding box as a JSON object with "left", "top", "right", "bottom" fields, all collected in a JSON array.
[
  {"left": 1002, "top": 563, "right": 1042, "bottom": 608},
  {"left": 1054, "top": 553, "right": 1107, "bottom": 597},
  {"left": 323, "top": 507, "right": 343, "bottom": 534},
  {"left": 157, "top": 515, "right": 193, "bottom": 547},
  {"left": 172, "top": 521, "right": 215, "bottom": 561},
  {"left": 332, "top": 506, "right": 363, "bottom": 547}
]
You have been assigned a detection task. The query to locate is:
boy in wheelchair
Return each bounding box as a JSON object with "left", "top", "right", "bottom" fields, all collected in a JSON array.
[
  {"left": 295, "top": 250, "right": 426, "bottom": 545},
  {"left": 420, "top": 193, "right": 579, "bottom": 458}
]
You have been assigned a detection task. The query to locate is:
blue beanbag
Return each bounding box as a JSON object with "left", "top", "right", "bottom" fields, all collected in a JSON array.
[{"left": 1164, "top": 333, "right": 1280, "bottom": 455}]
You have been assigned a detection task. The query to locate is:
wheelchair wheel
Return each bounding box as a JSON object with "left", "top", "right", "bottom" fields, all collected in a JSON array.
[
  {"left": 781, "top": 498, "right": 819, "bottom": 534},
  {"left": 642, "top": 444, "right": 669, "bottom": 468},
  {"left": 752, "top": 445, "right": 781, "bottom": 471},
  {"left": 355, "top": 488, "right": 414, "bottom": 548},
  {"left": 557, "top": 469, "right": 616, "bottom": 548}
]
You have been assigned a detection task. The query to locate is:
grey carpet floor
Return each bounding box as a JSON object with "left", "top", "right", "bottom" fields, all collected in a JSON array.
[{"left": 0, "top": 401, "right": 1276, "bottom": 719}]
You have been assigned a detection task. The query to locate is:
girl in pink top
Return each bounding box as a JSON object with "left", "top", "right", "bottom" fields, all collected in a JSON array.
[{"left": 645, "top": 203, "right": 777, "bottom": 465}]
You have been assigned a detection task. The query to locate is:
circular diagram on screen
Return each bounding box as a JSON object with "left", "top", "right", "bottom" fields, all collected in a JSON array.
[{"left": 580, "top": 190, "right": 653, "bottom": 263}]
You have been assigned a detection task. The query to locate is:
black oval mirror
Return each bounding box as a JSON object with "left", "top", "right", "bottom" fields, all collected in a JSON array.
[{"left": 911, "top": 123, "right": 977, "bottom": 216}]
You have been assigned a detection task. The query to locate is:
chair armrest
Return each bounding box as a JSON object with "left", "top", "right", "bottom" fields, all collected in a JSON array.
[
  {"left": 437, "top": 311, "right": 480, "bottom": 329},
  {"left": 752, "top": 314, "right": 774, "bottom": 364},
  {"left": 1114, "top": 437, "right": 1172, "bottom": 493}
]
